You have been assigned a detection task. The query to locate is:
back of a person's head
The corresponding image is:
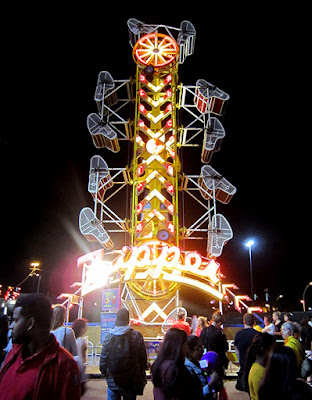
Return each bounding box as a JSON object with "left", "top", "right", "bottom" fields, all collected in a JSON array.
[
  {"left": 177, "top": 312, "right": 185, "bottom": 320},
  {"left": 244, "top": 332, "right": 276, "bottom": 379},
  {"left": 292, "top": 322, "right": 301, "bottom": 337},
  {"left": 212, "top": 311, "right": 224, "bottom": 325},
  {"left": 259, "top": 346, "right": 297, "bottom": 400},
  {"left": 264, "top": 313, "right": 272, "bottom": 323},
  {"left": 160, "top": 328, "right": 187, "bottom": 361},
  {"left": 197, "top": 316, "right": 206, "bottom": 328},
  {"left": 72, "top": 318, "right": 88, "bottom": 338},
  {"left": 115, "top": 308, "right": 129, "bottom": 326},
  {"left": 152, "top": 328, "right": 188, "bottom": 396},
  {"left": 15, "top": 293, "right": 52, "bottom": 330},
  {"left": 282, "top": 321, "right": 294, "bottom": 337},
  {"left": 243, "top": 312, "right": 255, "bottom": 326},
  {"left": 50, "top": 304, "right": 66, "bottom": 330}
]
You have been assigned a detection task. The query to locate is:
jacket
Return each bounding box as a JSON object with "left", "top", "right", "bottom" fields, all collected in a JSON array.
[
  {"left": 99, "top": 325, "right": 147, "bottom": 393},
  {"left": 285, "top": 336, "right": 305, "bottom": 367},
  {"left": 200, "top": 325, "right": 228, "bottom": 370},
  {"left": 0, "top": 334, "right": 81, "bottom": 400},
  {"left": 171, "top": 319, "right": 191, "bottom": 335},
  {"left": 185, "top": 358, "right": 211, "bottom": 398}
]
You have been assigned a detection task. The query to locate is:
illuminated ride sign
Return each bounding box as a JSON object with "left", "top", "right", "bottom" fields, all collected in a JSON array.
[{"left": 78, "top": 241, "right": 223, "bottom": 301}]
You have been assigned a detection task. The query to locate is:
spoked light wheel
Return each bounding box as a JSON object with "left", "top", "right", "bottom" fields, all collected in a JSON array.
[{"left": 133, "top": 33, "right": 179, "bottom": 68}]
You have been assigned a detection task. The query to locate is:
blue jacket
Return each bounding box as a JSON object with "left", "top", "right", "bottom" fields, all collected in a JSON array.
[{"left": 185, "top": 358, "right": 211, "bottom": 398}]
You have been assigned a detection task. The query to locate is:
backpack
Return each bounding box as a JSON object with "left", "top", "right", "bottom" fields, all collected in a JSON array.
[{"left": 107, "top": 330, "right": 134, "bottom": 386}]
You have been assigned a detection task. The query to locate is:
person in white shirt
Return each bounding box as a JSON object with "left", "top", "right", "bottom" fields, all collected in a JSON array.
[{"left": 262, "top": 314, "right": 275, "bottom": 336}]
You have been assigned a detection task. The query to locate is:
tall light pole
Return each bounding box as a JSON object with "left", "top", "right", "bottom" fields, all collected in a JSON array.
[
  {"left": 30, "top": 262, "right": 41, "bottom": 293},
  {"left": 245, "top": 240, "right": 255, "bottom": 305},
  {"left": 302, "top": 282, "right": 312, "bottom": 312}
]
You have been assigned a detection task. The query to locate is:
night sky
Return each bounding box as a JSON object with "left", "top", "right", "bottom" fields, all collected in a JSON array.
[{"left": 1, "top": 5, "right": 310, "bottom": 314}]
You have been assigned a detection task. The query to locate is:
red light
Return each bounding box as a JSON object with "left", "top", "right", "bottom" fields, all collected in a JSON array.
[
  {"left": 139, "top": 74, "right": 146, "bottom": 82},
  {"left": 166, "top": 164, "right": 174, "bottom": 176},
  {"left": 139, "top": 89, "right": 146, "bottom": 97},
  {"left": 168, "top": 222, "right": 174, "bottom": 234},
  {"left": 138, "top": 103, "right": 146, "bottom": 113},
  {"left": 137, "top": 182, "right": 145, "bottom": 193},
  {"left": 138, "top": 119, "right": 145, "bottom": 128},
  {"left": 165, "top": 89, "right": 172, "bottom": 98},
  {"left": 136, "top": 222, "right": 143, "bottom": 233},
  {"left": 165, "top": 74, "right": 172, "bottom": 83},
  {"left": 166, "top": 119, "right": 173, "bottom": 128},
  {"left": 165, "top": 104, "right": 173, "bottom": 113},
  {"left": 137, "top": 165, "right": 145, "bottom": 176},
  {"left": 168, "top": 204, "right": 174, "bottom": 214},
  {"left": 167, "top": 135, "right": 175, "bottom": 145},
  {"left": 136, "top": 135, "right": 145, "bottom": 147},
  {"left": 166, "top": 183, "right": 174, "bottom": 194},
  {"left": 137, "top": 202, "right": 143, "bottom": 214}
]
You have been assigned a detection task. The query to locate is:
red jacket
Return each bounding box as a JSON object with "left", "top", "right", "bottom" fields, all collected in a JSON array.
[
  {"left": 171, "top": 319, "right": 191, "bottom": 335},
  {"left": 0, "top": 334, "right": 81, "bottom": 400}
]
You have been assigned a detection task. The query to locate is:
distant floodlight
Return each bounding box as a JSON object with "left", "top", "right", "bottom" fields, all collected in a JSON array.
[{"left": 246, "top": 239, "right": 255, "bottom": 305}]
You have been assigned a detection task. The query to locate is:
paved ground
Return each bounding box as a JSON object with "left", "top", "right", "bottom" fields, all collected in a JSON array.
[{"left": 82, "top": 371, "right": 249, "bottom": 400}]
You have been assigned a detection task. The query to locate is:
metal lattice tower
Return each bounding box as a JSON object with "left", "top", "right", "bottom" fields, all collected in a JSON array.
[{"left": 75, "top": 19, "right": 259, "bottom": 329}]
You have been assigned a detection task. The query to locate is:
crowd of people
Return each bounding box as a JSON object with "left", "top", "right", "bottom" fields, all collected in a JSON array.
[
  {"left": 0, "top": 295, "right": 312, "bottom": 399},
  {"left": 234, "top": 311, "right": 312, "bottom": 400},
  {"left": 0, "top": 294, "right": 88, "bottom": 399}
]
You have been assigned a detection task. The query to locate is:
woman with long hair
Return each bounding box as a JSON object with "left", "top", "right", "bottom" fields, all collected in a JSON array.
[
  {"left": 258, "top": 346, "right": 312, "bottom": 400},
  {"left": 196, "top": 316, "right": 208, "bottom": 337},
  {"left": 50, "top": 304, "right": 77, "bottom": 356},
  {"left": 244, "top": 332, "right": 276, "bottom": 399},
  {"left": 152, "top": 328, "right": 203, "bottom": 399}
]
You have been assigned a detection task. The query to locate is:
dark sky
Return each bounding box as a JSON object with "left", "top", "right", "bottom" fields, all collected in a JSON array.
[{"left": 1, "top": 5, "right": 310, "bottom": 312}]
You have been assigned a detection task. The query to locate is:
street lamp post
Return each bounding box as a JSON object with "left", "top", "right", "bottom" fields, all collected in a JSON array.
[
  {"left": 302, "top": 282, "right": 312, "bottom": 312},
  {"left": 30, "top": 262, "right": 41, "bottom": 293},
  {"left": 245, "top": 240, "right": 255, "bottom": 305}
]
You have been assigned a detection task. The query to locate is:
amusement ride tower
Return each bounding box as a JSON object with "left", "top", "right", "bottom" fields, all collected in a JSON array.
[{"left": 77, "top": 19, "right": 254, "bottom": 337}]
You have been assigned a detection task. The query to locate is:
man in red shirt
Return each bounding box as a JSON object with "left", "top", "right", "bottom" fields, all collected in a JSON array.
[
  {"left": 0, "top": 293, "right": 81, "bottom": 400},
  {"left": 171, "top": 312, "right": 191, "bottom": 335}
]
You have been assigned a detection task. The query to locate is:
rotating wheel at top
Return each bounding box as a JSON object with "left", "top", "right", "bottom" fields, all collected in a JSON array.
[{"left": 133, "top": 33, "right": 179, "bottom": 68}]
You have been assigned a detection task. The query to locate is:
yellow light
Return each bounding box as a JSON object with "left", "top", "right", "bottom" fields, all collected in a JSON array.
[
  {"left": 162, "top": 273, "right": 224, "bottom": 301},
  {"left": 141, "top": 302, "right": 167, "bottom": 321}
]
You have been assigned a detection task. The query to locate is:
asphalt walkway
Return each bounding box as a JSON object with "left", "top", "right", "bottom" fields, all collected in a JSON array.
[
  {"left": 82, "top": 379, "right": 249, "bottom": 399},
  {"left": 82, "top": 364, "right": 249, "bottom": 400}
]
